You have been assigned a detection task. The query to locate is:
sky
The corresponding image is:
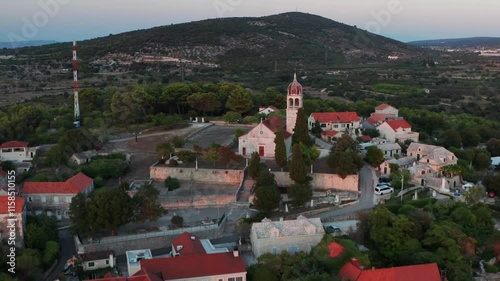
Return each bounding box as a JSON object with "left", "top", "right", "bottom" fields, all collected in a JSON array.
[{"left": 1, "top": 0, "right": 500, "bottom": 43}]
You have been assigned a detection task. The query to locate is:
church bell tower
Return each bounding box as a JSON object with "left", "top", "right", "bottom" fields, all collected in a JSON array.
[{"left": 286, "top": 73, "right": 303, "bottom": 134}]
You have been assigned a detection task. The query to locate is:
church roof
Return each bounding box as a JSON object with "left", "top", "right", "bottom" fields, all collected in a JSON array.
[
  {"left": 288, "top": 73, "right": 303, "bottom": 96},
  {"left": 263, "top": 115, "right": 292, "bottom": 138}
]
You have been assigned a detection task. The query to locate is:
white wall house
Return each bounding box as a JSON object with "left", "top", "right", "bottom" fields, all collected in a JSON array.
[
  {"left": 80, "top": 250, "right": 116, "bottom": 271},
  {"left": 238, "top": 115, "right": 291, "bottom": 158},
  {"left": 308, "top": 112, "right": 361, "bottom": 138},
  {"left": 0, "top": 141, "right": 36, "bottom": 163},
  {"left": 377, "top": 119, "right": 419, "bottom": 143}
]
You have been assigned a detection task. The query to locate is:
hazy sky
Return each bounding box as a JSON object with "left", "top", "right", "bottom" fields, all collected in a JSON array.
[{"left": 2, "top": 0, "right": 499, "bottom": 43}]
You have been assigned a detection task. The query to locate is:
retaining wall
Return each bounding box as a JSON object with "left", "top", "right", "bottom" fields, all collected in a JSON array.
[
  {"left": 150, "top": 166, "right": 244, "bottom": 184},
  {"left": 271, "top": 172, "right": 359, "bottom": 192}
]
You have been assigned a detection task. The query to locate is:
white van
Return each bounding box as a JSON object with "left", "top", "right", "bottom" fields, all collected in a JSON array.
[{"left": 375, "top": 186, "right": 394, "bottom": 195}]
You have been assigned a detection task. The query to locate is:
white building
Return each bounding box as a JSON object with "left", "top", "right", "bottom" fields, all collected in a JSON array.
[
  {"left": 0, "top": 141, "right": 37, "bottom": 163},
  {"left": 377, "top": 119, "right": 419, "bottom": 143},
  {"left": 250, "top": 215, "right": 325, "bottom": 258},
  {"left": 79, "top": 250, "right": 115, "bottom": 271},
  {"left": 126, "top": 249, "right": 153, "bottom": 277},
  {"left": 258, "top": 105, "right": 279, "bottom": 115},
  {"left": 308, "top": 112, "right": 361, "bottom": 138}
]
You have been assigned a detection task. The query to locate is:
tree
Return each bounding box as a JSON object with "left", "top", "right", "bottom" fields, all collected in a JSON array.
[
  {"left": 249, "top": 152, "right": 261, "bottom": 179},
  {"left": 133, "top": 184, "right": 167, "bottom": 222},
  {"left": 25, "top": 215, "right": 59, "bottom": 251},
  {"left": 292, "top": 108, "right": 312, "bottom": 146},
  {"left": 365, "top": 146, "right": 385, "bottom": 167},
  {"left": 289, "top": 143, "right": 308, "bottom": 184},
  {"left": 171, "top": 215, "right": 184, "bottom": 227},
  {"left": 69, "top": 193, "right": 90, "bottom": 235},
  {"left": 164, "top": 176, "right": 180, "bottom": 190},
  {"left": 234, "top": 127, "right": 245, "bottom": 142},
  {"left": 59, "top": 128, "right": 98, "bottom": 152},
  {"left": 483, "top": 175, "right": 500, "bottom": 194},
  {"left": 460, "top": 128, "right": 481, "bottom": 148},
  {"left": 186, "top": 92, "right": 222, "bottom": 114},
  {"left": 44, "top": 144, "right": 69, "bottom": 166},
  {"left": 390, "top": 169, "right": 411, "bottom": 190},
  {"left": 274, "top": 126, "right": 287, "bottom": 171},
  {"left": 363, "top": 128, "right": 380, "bottom": 138},
  {"left": 223, "top": 111, "right": 242, "bottom": 123},
  {"left": 176, "top": 150, "right": 196, "bottom": 164},
  {"left": 289, "top": 183, "right": 312, "bottom": 207},
  {"left": 255, "top": 170, "right": 276, "bottom": 187},
  {"left": 171, "top": 136, "right": 184, "bottom": 148},
  {"left": 31, "top": 173, "right": 48, "bottom": 182},
  {"left": 328, "top": 149, "right": 364, "bottom": 179},
  {"left": 442, "top": 129, "right": 462, "bottom": 148},
  {"left": 225, "top": 85, "right": 254, "bottom": 114},
  {"left": 156, "top": 142, "right": 174, "bottom": 160},
  {"left": 254, "top": 185, "right": 281, "bottom": 214},
  {"left": 17, "top": 249, "right": 42, "bottom": 281},
  {"left": 218, "top": 146, "right": 242, "bottom": 167},
  {"left": 203, "top": 147, "right": 219, "bottom": 167},
  {"left": 301, "top": 143, "right": 320, "bottom": 166},
  {"left": 486, "top": 138, "right": 500, "bottom": 156},
  {"left": 88, "top": 188, "right": 133, "bottom": 234},
  {"left": 471, "top": 149, "right": 491, "bottom": 170},
  {"left": 311, "top": 121, "right": 323, "bottom": 138}
]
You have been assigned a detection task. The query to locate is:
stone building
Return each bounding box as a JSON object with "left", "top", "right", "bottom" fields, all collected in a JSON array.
[
  {"left": 250, "top": 215, "right": 325, "bottom": 257},
  {"left": 0, "top": 196, "right": 26, "bottom": 248},
  {"left": 21, "top": 173, "right": 94, "bottom": 220}
]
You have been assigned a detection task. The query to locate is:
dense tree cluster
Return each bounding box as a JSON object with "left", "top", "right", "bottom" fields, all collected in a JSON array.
[{"left": 327, "top": 135, "right": 364, "bottom": 178}]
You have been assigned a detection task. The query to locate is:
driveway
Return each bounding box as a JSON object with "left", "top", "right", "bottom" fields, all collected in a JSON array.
[
  {"left": 316, "top": 165, "right": 376, "bottom": 220},
  {"left": 44, "top": 228, "right": 77, "bottom": 281}
]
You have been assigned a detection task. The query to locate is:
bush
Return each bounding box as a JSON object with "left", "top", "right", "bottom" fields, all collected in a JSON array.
[
  {"left": 167, "top": 159, "right": 178, "bottom": 167},
  {"left": 165, "top": 176, "right": 180, "bottom": 191},
  {"left": 171, "top": 215, "right": 184, "bottom": 227},
  {"left": 43, "top": 241, "right": 60, "bottom": 268},
  {"left": 484, "top": 263, "right": 499, "bottom": 273},
  {"left": 177, "top": 150, "right": 196, "bottom": 163},
  {"left": 171, "top": 136, "right": 184, "bottom": 148},
  {"left": 32, "top": 173, "right": 49, "bottom": 182},
  {"left": 94, "top": 176, "right": 104, "bottom": 188}
]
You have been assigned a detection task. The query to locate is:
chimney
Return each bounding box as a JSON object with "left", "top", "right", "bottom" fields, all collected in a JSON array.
[
  {"left": 233, "top": 249, "right": 239, "bottom": 257},
  {"left": 191, "top": 236, "right": 195, "bottom": 240},
  {"left": 109, "top": 253, "right": 114, "bottom": 268}
]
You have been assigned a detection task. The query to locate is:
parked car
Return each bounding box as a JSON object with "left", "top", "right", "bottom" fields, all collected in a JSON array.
[
  {"left": 377, "top": 182, "right": 392, "bottom": 188},
  {"left": 375, "top": 186, "right": 394, "bottom": 195},
  {"left": 379, "top": 176, "right": 391, "bottom": 183}
]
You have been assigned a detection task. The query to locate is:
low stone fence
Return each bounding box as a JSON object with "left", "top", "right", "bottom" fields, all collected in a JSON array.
[
  {"left": 161, "top": 194, "right": 236, "bottom": 209},
  {"left": 76, "top": 216, "right": 227, "bottom": 255},
  {"left": 272, "top": 171, "right": 358, "bottom": 192},
  {"left": 150, "top": 166, "right": 244, "bottom": 184}
]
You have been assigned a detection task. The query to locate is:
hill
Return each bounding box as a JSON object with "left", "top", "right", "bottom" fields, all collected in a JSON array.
[
  {"left": 409, "top": 37, "right": 500, "bottom": 48},
  {"left": 0, "top": 40, "right": 58, "bottom": 49},
  {"left": 0, "top": 12, "right": 426, "bottom": 72}
]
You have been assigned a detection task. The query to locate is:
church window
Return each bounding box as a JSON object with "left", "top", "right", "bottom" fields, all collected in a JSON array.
[
  {"left": 295, "top": 98, "right": 299, "bottom": 107},
  {"left": 289, "top": 98, "right": 293, "bottom": 107}
]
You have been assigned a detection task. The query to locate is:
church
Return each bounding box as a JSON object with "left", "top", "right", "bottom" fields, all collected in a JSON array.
[{"left": 238, "top": 74, "right": 303, "bottom": 158}]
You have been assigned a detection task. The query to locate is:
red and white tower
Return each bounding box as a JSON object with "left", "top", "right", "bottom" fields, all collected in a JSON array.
[
  {"left": 73, "top": 41, "right": 81, "bottom": 127},
  {"left": 286, "top": 73, "right": 303, "bottom": 134}
]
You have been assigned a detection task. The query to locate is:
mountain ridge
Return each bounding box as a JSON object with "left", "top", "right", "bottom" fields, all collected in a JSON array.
[{"left": 409, "top": 37, "right": 500, "bottom": 47}]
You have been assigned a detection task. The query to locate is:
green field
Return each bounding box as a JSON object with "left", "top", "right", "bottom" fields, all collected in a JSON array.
[{"left": 372, "top": 83, "right": 424, "bottom": 95}]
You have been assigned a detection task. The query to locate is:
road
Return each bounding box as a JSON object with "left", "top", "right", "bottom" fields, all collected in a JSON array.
[
  {"left": 316, "top": 165, "right": 377, "bottom": 220},
  {"left": 108, "top": 123, "right": 210, "bottom": 143},
  {"left": 45, "top": 228, "right": 77, "bottom": 281}
]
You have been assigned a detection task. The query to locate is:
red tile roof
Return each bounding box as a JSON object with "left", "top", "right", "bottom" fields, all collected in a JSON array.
[
  {"left": 365, "top": 117, "right": 380, "bottom": 127},
  {"left": 139, "top": 252, "right": 246, "bottom": 280},
  {"left": 375, "top": 103, "right": 393, "bottom": 111},
  {"left": 263, "top": 115, "right": 292, "bottom": 139},
  {"left": 328, "top": 242, "right": 345, "bottom": 258},
  {"left": 322, "top": 130, "right": 340, "bottom": 137},
  {"left": 382, "top": 119, "right": 412, "bottom": 131},
  {"left": 360, "top": 135, "right": 372, "bottom": 142},
  {"left": 22, "top": 173, "right": 93, "bottom": 194},
  {"left": 370, "top": 113, "right": 389, "bottom": 122},
  {"left": 0, "top": 196, "right": 25, "bottom": 214},
  {"left": 172, "top": 232, "right": 206, "bottom": 256},
  {"left": 84, "top": 276, "right": 154, "bottom": 281},
  {"left": 80, "top": 250, "right": 115, "bottom": 262},
  {"left": 340, "top": 260, "right": 362, "bottom": 281},
  {"left": 340, "top": 261, "right": 441, "bottom": 281},
  {"left": 311, "top": 112, "right": 360, "bottom": 123},
  {"left": 0, "top": 141, "right": 28, "bottom": 149}
]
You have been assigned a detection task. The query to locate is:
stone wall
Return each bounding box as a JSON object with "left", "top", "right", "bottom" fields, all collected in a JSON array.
[
  {"left": 77, "top": 218, "right": 227, "bottom": 255},
  {"left": 271, "top": 172, "right": 359, "bottom": 192},
  {"left": 251, "top": 233, "right": 324, "bottom": 258},
  {"left": 150, "top": 166, "right": 244, "bottom": 184},
  {"left": 161, "top": 194, "right": 236, "bottom": 209}
]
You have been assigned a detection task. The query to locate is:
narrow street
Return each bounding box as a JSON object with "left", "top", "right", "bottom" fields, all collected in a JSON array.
[{"left": 45, "top": 228, "right": 76, "bottom": 281}]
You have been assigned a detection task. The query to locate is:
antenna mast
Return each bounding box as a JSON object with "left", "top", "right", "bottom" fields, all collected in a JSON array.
[{"left": 73, "top": 41, "right": 81, "bottom": 127}]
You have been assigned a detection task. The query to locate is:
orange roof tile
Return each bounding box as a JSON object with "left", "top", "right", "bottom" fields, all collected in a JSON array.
[
  {"left": 172, "top": 232, "right": 206, "bottom": 256},
  {"left": 263, "top": 115, "right": 292, "bottom": 138},
  {"left": 0, "top": 141, "right": 28, "bottom": 149},
  {"left": 375, "top": 103, "right": 393, "bottom": 111},
  {"left": 22, "top": 173, "right": 93, "bottom": 194},
  {"left": 357, "top": 263, "right": 441, "bottom": 281},
  {"left": 382, "top": 119, "right": 412, "bottom": 131},
  {"left": 0, "top": 196, "right": 25, "bottom": 213},
  {"left": 322, "top": 130, "right": 340, "bottom": 137},
  {"left": 340, "top": 260, "right": 362, "bottom": 281},
  {"left": 328, "top": 242, "right": 345, "bottom": 258},
  {"left": 312, "top": 112, "right": 360, "bottom": 123}
]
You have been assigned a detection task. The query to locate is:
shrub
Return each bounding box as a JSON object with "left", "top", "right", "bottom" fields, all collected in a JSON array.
[
  {"left": 171, "top": 136, "right": 184, "bottom": 148},
  {"left": 167, "top": 159, "right": 178, "bottom": 167},
  {"left": 171, "top": 215, "right": 184, "bottom": 227},
  {"left": 43, "top": 241, "right": 60, "bottom": 268},
  {"left": 165, "top": 177, "right": 180, "bottom": 191},
  {"left": 484, "top": 263, "right": 499, "bottom": 273},
  {"left": 176, "top": 150, "right": 196, "bottom": 163},
  {"left": 94, "top": 176, "right": 104, "bottom": 188}
]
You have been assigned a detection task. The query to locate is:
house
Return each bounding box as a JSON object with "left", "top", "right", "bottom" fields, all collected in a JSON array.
[
  {"left": 138, "top": 251, "right": 246, "bottom": 281},
  {"left": 388, "top": 156, "right": 415, "bottom": 169},
  {"left": 238, "top": 74, "right": 300, "bottom": 158},
  {"left": 79, "top": 250, "right": 116, "bottom": 271},
  {"left": 407, "top": 143, "right": 459, "bottom": 190},
  {"left": 374, "top": 104, "right": 399, "bottom": 118},
  {"left": 69, "top": 150, "right": 98, "bottom": 165},
  {"left": 0, "top": 141, "right": 37, "bottom": 163},
  {"left": 376, "top": 142, "right": 402, "bottom": 159},
  {"left": 258, "top": 105, "right": 279, "bottom": 115},
  {"left": 250, "top": 215, "right": 325, "bottom": 258},
  {"left": 170, "top": 232, "right": 229, "bottom": 257},
  {"left": 0, "top": 196, "right": 26, "bottom": 248},
  {"left": 21, "top": 173, "right": 94, "bottom": 220},
  {"left": 126, "top": 249, "right": 153, "bottom": 277},
  {"left": 378, "top": 160, "right": 392, "bottom": 175},
  {"left": 377, "top": 119, "right": 419, "bottom": 143},
  {"left": 339, "top": 260, "right": 441, "bottom": 281},
  {"left": 308, "top": 112, "right": 361, "bottom": 139}
]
